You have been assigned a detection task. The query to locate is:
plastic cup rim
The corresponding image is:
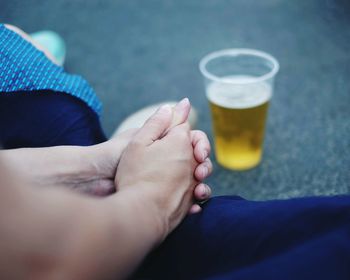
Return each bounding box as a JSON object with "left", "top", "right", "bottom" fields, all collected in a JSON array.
[{"left": 199, "top": 48, "right": 280, "bottom": 85}]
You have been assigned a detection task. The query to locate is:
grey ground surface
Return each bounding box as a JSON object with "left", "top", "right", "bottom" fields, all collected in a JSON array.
[{"left": 2, "top": 0, "right": 349, "bottom": 200}]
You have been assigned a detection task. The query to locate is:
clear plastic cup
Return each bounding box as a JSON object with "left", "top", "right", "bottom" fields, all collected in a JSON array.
[{"left": 199, "top": 49, "right": 279, "bottom": 170}]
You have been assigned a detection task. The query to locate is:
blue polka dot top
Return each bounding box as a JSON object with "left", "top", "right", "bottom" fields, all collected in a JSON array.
[{"left": 0, "top": 24, "right": 102, "bottom": 115}]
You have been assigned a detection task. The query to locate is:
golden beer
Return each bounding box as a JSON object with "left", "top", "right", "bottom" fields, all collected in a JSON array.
[{"left": 207, "top": 79, "right": 271, "bottom": 170}]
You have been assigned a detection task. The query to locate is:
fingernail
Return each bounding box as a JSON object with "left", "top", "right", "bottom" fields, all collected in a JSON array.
[
  {"left": 206, "top": 185, "right": 211, "bottom": 197},
  {"left": 202, "top": 185, "right": 207, "bottom": 197},
  {"left": 202, "top": 184, "right": 210, "bottom": 198},
  {"left": 158, "top": 104, "right": 172, "bottom": 114},
  {"left": 201, "top": 149, "right": 208, "bottom": 161},
  {"left": 178, "top": 97, "right": 189, "bottom": 108}
]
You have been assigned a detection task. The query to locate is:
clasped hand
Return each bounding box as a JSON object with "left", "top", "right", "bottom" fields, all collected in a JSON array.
[{"left": 115, "top": 99, "right": 212, "bottom": 231}]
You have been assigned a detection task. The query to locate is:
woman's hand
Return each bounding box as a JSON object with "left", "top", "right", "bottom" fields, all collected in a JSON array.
[
  {"left": 115, "top": 104, "right": 198, "bottom": 236},
  {"left": 114, "top": 99, "right": 213, "bottom": 213},
  {"left": 91, "top": 99, "right": 213, "bottom": 206}
]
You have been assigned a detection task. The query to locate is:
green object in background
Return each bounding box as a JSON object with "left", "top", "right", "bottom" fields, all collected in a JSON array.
[{"left": 30, "top": 30, "right": 66, "bottom": 66}]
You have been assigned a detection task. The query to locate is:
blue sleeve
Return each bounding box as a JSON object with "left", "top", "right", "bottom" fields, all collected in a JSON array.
[{"left": 0, "top": 23, "right": 102, "bottom": 115}]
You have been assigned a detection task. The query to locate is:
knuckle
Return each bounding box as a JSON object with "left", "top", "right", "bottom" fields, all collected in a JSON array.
[
  {"left": 193, "top": 130, "right": 206, "bottom": 138},
  {"left": 192, "top": 129, "right": 210, "bottom": 147},
  {"left": 201, "top": 132, "right": 210, "bottom": 146}
]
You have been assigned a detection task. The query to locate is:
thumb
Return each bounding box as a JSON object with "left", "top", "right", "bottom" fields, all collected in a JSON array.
[
  {"left": 136, "top": 104, "right": 173, "bottom": 145},
  {"left": 170, "top": 98, "right": 191, "bottom": 128},
  {"left": 162, "top": 98, "right": 191, "bottom": 137}
]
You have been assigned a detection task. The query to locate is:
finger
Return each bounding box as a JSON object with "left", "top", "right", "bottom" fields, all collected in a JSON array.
[
  {"left": 171, "top": 98, "right": 191, "bottom": 127},
  {"left": 188, "top": 204, "right": 202, "bottom": 215},
  {"left": 191, "top": 130, "right": 211, "bottom": 162},
  {"left": 162, "top": 98, "right": 191, "bottom": 136},
  {"left": 194, "top": 158, "right": 213, "bottom": 181},
  {"left": 165, "top": 118, "right": 191, "bottom": 137},
  {"left": 135, "top": 104, "right": 173, "bottom": 146},
  {"left": 193, "top": 183, "right": 212, "bottom": 201}
]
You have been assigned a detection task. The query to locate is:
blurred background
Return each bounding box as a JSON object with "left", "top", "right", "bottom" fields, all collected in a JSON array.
[{"left": 2, "top": 0, "right": 349, "bottom": 199}]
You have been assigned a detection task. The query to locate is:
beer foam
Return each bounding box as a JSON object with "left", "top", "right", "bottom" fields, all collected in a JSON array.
[{"left": 206, "top": 75, "right": 272, "bottom": 109}]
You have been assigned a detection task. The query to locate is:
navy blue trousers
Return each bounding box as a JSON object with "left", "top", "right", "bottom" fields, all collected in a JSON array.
[
  {"left": 136, "top": 196, "right": 350, "bottom": 280},
  {"left": 0, "top": 91, "right": 106, "bottom": 148},
  {"left": 1, "top": 92, "right": 349, "bottom": 280}
]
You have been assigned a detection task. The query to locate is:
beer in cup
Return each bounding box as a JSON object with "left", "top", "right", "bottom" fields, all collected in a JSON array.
[{"left": 199, "top": 49, "right": 279, "bottom": 170}]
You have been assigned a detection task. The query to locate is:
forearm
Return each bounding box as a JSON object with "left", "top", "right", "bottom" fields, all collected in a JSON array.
[
  {"left": 40, "top": 191, "right": 163, "bottom": 280},
  {"left": 0, "top": 145, "right": 107, "bottom": 187},
  {"left": 0, "top": 174, "right": 163, "bottom": 280},
  {"left": 66, "top": 190, "right": 165, "bottom": 280}
]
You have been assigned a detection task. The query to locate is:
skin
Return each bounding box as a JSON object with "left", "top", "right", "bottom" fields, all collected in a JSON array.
[
  {"left": 2, "top": 25, "right": 213, "bottom": 204},
  {"left": 3, "top": 24, "right": 213, "bottom": 196},
  {"left": 0, "top": 24, "right": 214, "bottom": 278},
  {"left": 0, "top": 99, "right": 213, "bottom": 207},
  {"left": 0, "top": 100, "right": 209, "bottom": 279}
]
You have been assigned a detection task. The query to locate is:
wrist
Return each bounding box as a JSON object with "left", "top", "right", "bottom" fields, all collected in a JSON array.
[
  {"left": 40, "top": 145, "right": 107, "bottom": 186},
  {"left": 108, "top": 188, "right": 169, "bottom": 245}
]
